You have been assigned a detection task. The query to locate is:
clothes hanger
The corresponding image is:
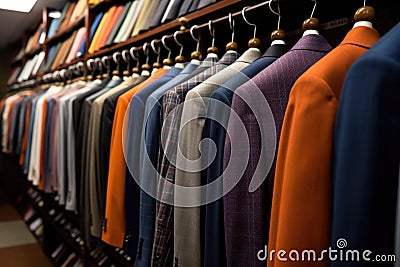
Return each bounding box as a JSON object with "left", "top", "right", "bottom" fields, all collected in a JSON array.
[
  {"left": 112, "top": 52, "right": 122, "bottom": 77},
  {"left": 173, "top": 31, "right": 186, "bottom": 69},
  {"left": 353, "top": 0, "right": 375, "bottom": 29},
  {"left": 206, "top": 20, "right": 219, "bottom": 58},
  {"left": 151, "top": 40, "right": 163, "bottom": 70},
  {"left": 101, "top": 56, "right": 112, "bottom": 79},
  {"left": 94, "top": 58, "right": 103, "bottom": 80},
  {"left": 141, "top": 42, "right": 152, "bottom": 76},
  {"left": 242, "top": 6, "right": 261, "bottom": 51},
  {"left": 302, "top": 0, "right": 320, "bottom": 36},
  {"left": 226, "top": 13, "right": 239, "bottom": 53},
  {"left": 75, "top": 62, "right": 86, "bottom": 82},
  {"left": 129, "top": 47, "right": 141, "bottom": 79},
  {"left": 86, "top": 58, "right": 96, "bottom": 81},
  {"left": 268, "top": 1, "right": 286, "bottom": 45},
  {"left": 121, "top": 50, "right": 131, "bottom": 79},
  {"left": 189, "top": 25, "right": 202, "bottom": 64},
  {"left": 161, "top": 35, "right": 175, "bottom": 67}
]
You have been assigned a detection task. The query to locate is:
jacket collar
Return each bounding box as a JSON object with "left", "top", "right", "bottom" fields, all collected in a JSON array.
[
  {"left": 340, "top": 26, "right": 380, "bottom": 49},
  {"left": 290, "top": 34, "right": 332, "bottom": 53},
  {"left": 263, "top": 44, "right": 289, "bottom": 58},
  {"left": 235, "top": 48, "right": 261, "bottom": 64},
  {"left": 217, "top": 50, "right": 240, "bottom": 66}
]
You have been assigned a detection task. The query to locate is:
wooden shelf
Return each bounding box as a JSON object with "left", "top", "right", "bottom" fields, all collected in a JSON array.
[{"left": 25, "top": 45, "right": 43, "bottom": 58}]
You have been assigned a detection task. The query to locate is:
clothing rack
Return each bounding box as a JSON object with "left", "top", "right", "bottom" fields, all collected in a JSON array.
[{"left": 9, "top": 0, "right": 399, "bottom": 92}]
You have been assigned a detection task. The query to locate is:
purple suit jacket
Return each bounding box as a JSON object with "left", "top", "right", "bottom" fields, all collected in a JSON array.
[{"left": 223, "top": 34, "right": 332, "bottom": 267}]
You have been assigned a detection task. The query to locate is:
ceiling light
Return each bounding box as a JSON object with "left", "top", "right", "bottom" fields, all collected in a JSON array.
[
  {"left": 0, "top": 0, "right": 38, "bottom": 13},
  {"left": 49, "top": 11, "right": 62, "bottom": 19}
]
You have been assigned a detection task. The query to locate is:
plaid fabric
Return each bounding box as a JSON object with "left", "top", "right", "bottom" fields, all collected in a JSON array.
[{"left": 151, "top": 51, "right": 239, "bottom": 267}]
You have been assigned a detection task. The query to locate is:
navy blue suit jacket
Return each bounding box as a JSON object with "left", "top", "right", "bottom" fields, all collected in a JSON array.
[{"left": 331, "top": 22, "right": 400, "bottom": 267}]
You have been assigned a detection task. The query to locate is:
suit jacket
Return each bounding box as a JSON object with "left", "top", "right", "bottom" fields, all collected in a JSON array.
[
  {"left": 174, "top": 49, "right": 261, "bottom": 267},
  {"left": 269, "top": 26, "right": 380, "bottom": 267},
  {"left": 135, "top": 62, "right": 200, "bottom": 267},
  {"left": 151, "top": 54, "right": 223, "bottom": 267},
  {"left": 202, "top": 43, "right": 287, "bottom": 267},
  {"left": 87, "top": 77, "right": 134, "bottom": 238},
  {"left": 98, "top": 76, "right": 147, "bottom": 213},
  {"left": 19, "top": 96, "right": 33, "bottom": 166},
  {"left": 223, "top": 34, "right": 331, "bottom": 267},
  {"left": 78, "top": 78, "right": 122, "bottom": 247},
  {"left": 23, "top": 91, "right": 46, "bottom": 174},
  {"left": 331, "top": 22, "right": 400, "bottom": 267},
  {"left": 123, "top": 67, "right": 182, "bottom": 256},
  {"left": 102, "top": 70, "right": 166, "bottom": 249},
  {"left": 155, "top": 52, "right": 239, "bottom": 267}
]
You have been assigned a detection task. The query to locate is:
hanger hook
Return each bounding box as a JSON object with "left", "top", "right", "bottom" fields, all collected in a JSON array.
[
  {"left": 130, "top": 47, "right": 139, "bottom": 61},
  {"left": 95, "top": 58, "right": 102, "bottom": 74},
  {"left": 228, "top": 13, "right": 235, "bottom": 43},
  {"left": 87, "top": 59, "right": 95, "bottom": 72},
  {"left": 113, "top": 52, "right": 121, "bottom": 65},
  {"left": 162, "top": 35, "right": 172, "bottom": 60},
  {"left": 190, "top": 25, "right": 200, "bottom": 52},
  {"left": 174, "top": 31, "right": 184, "bottom": 56},
  {"left": 242, "top": 7, "right": 257, "bottom": 39},
  {"left": 151, "top": 40, "right": 160, "bottom": 55},
  {"left": 173, "top": 31, "right": 183, "bottom": 48},
  {"left": 310, "top": 0, "right": 317, "bottom": 18},
  {"left": 77, "top": 62, "right": 84, "bottom": 75},
  {"left": 269, "top": 0, "right": 282, "bottom": 29},
  {"left": 190, "top": 25, "right": 199, "bottom": 42},
  {"left": 143, "top": 42, "right": 150, "bottom": 65},
  {"left": 143, "top": 42, "right": 150, "bottom": 56},
  {"left": 122, "top": 50, "right": 130, "bottom": 63},
  {"left": 208, "top": 20, "right": 216, "bottom": 48},
  {"left": 363, "top": 0, "right": 366, "bottom": 6},
  {"left": 102, "top": 56, "right": 111, "bottom": 75}
]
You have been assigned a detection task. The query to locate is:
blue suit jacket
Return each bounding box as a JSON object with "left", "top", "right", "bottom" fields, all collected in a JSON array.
[
  {"left": 331, "top": 22, "right": 400, "bottom": 267},
  {"left": 123, "top": 67, "right": 182, "bottom": 257},
  {"left": 134, "top": 62, "right": 201, "bottom": 267}
]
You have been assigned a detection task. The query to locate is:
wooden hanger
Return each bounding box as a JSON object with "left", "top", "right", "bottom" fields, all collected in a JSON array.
[
  {"left": 302, "top": 0, "right": 320, "bottom": 36},
  {"left": 225, "top": 13, "right": 239, "bottom": 52},
  {"left": 206, "top": 20, "right": 219, "bottom": 56},
  {"left": 269, "top": 1, "right": 286, "bottom": 45},
  {"left": 130, "top": 47, "right": 141, "bottom": 78},
  {"left": 353, "top": 0, "right": 375, "bottom": 29},
  {"left": 151, "top": 40, "right": 163, "bottom": 70},
  {"left": 161, "top": 36, "right": 175, "bottom": 67},
  {"left": 174, "top": 31, "right": 186, "bottom": 64},
  {"left": 189, "top": 25, "right": 202, "bottom": 63},
  {"left": 242, "top": 7, "right": 261, "bottom": 50}
]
